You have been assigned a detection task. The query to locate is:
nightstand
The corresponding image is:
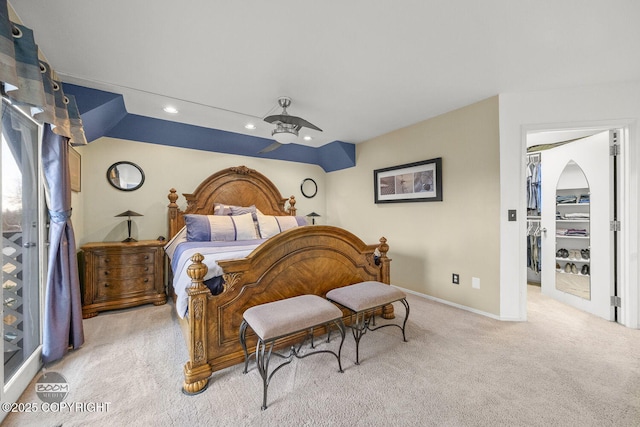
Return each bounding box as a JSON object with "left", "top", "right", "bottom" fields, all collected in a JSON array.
[{"left": 80, "top": 240, "right": 166, "bottom": 318}]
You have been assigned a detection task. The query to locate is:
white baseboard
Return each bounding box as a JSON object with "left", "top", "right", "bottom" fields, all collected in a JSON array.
[{"left": 393, "top": 285, "right": 507, "bottom": 321}]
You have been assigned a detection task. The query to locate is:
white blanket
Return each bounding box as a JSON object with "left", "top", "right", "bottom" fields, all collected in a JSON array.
[{"left": 172, "top": 243, "right": 260, "bottom": 318}]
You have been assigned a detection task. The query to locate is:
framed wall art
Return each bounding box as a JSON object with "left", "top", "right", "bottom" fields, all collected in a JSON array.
[
  {"left": 374, "top": 157, "right": 442, "bottom": 203},
  {"left": 69, "top": 146, "right": 81, "bottom": 192}
]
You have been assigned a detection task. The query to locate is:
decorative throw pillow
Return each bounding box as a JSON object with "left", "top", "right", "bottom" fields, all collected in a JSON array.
[
  {"left": 213, "top": 203, "right": 261, "bottom": 220},
  {"left": 213, "top": 203, "right": 233, "bottom": 216},
  {"left": 229, "top": 204, "right": 258, "bottom": 220},
  {"left": 256, "top": 213, "right": 308, "bottom": 239},
  {"left": 184, "top": 213, "right": 258, "bottom": 241}
]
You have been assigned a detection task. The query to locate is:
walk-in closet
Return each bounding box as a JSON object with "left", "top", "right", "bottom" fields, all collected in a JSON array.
[{"left": 525, "top": 129, "right": 618, "bottom": 321}]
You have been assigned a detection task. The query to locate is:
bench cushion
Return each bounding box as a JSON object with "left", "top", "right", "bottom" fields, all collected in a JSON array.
[
  {"left": 243, "top": 295, "right": 343, "bottom": 341},
  {"left": 326, "top": 281, "right": 406, "bottom": 312}
]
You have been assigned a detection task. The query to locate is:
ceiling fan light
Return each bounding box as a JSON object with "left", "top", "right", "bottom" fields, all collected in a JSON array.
[{"left": 272, "top": 127, "right": 298, "bottom": 144}]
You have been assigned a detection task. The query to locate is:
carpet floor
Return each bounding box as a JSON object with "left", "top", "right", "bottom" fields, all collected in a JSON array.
[{"left": 4, "top": 286, "right": 640, "bottom": 426}]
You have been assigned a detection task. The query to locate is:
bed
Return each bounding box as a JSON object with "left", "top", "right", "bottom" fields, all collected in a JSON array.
[{"left": 166, "top": 165, "right": 392, "bottom": 394}]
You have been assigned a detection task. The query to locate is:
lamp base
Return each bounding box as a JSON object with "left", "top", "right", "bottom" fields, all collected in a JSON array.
[{"left": 122, "top": 237, "right": 138, "bottom": 243}]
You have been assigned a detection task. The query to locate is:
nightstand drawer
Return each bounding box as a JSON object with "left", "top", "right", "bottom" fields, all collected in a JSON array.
[
  {"left": 97, "top": 251, "right": 155, "bottom": 267},
  {"left": 95, "top": 274, "right": 156, "bottom": 300},
  {"left": 98, "top": 265, "right": 154, "bottom": 278}
]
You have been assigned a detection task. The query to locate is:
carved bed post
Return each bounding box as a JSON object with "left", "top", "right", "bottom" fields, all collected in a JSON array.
[
  {"left": 287, "top": 195, "right": 297, "bottom": 216},
  {"left": 378, "top": 237, "right": 395, "bottom": 320},
  {"left": 182, "top": 253, "right": 213, "bottom": 395},
  {"left": 168, "top": 188, "right": 180, "bottom": 239}
]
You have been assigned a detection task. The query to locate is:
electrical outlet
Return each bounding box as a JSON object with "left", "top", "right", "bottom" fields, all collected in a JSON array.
[
  {"left": 452, "top": 273, "right": 459, "bottom": 284},
  {"left": 472, "top": 277, "right": 481, "bottom": 289}
]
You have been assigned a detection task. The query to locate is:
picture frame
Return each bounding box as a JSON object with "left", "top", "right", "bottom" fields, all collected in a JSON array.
[
  {"left": 69, "top": 146, "right": 81, "bottom": 192},
  {"left": 374, "top": 157, "right": 442, "bottom": 203}
]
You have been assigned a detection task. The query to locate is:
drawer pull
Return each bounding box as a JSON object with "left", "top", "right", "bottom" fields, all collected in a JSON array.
[
  {"left": 104, "top": 271, "right": 109, "bottom": 275},
  {"left": 144, "top": 267, "right": 149, "bottom": 271},
  {"left": 144, "top": 255, "right": 149, "bottom": 260},
  {"left": 104, "top": 258, "right": 109, "bottom": 263},
  {"left": 144, "top": 278, "right": 149, "bottom": 283},
  {"left": 104, "top": 283, "right": 110, "bottom": 287}
]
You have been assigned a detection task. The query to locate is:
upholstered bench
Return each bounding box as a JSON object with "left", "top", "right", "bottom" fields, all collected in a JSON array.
[
  {"left": 239, "top": 294, "right": 346, "bottom": 410},
  {"left": 326, "top": 281, "right": 409, "bottom": 365}
]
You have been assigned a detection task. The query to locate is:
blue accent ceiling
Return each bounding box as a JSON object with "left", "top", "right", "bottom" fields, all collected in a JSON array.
[{"left": 63, "top": 83, "right": 355, "bottom": 172}]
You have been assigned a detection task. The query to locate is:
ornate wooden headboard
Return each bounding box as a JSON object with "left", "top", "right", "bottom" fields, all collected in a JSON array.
[{"left": 167, "top": 165, "right": 296, "bottom": 239}]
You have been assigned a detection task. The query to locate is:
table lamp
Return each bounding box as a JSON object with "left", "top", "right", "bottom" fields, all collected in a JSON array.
[
  {"left": 306, "top": 212, "right": 321, "bottom": 225},
  {"left": 115, "top": 210, "right": 143, "bottom": 242}
]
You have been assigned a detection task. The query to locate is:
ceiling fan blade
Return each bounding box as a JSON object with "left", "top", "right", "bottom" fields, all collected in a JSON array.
[
  {"left": 258, "top": 141, "right": 283, "bottom": 154},
  {"left": 264, "top": 114, "right": 323, "bottom": 132}
]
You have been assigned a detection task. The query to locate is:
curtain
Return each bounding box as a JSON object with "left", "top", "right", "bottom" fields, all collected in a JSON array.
[
  {"left": 0, "top": 0, "right": 87, "bottom": 363},
  {"left": 0, "top": 0, "right": 86, "bottom": 145},
  {"left": 42, "top": 124, "right": 84, "bottom": 363}
]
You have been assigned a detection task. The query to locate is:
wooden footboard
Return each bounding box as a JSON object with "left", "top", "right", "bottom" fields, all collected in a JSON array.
[{"left": 181, "top": 226, "right": 391, "bottom": 395}]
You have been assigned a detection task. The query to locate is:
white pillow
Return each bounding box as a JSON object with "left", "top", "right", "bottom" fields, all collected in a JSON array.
[{"left": 256, "top": 213, "right": 307, "bottom": 239}]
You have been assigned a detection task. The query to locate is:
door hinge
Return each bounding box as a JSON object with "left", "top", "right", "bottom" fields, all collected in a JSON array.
[
  {"left": 610, "top": 220, "right": 621, "bottom": 232},
  {"left": 610, "top": 144, "right": 620, "bottom": 156},
  {"left": 611, "top": 295, "right": 621, "bottom": 308}
]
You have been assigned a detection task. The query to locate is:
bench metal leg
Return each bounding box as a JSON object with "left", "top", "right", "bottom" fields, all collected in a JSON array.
[
  {"left": 243, "top": 319, "right": 346, "bottom": 410},
  {"left": 344, "top": 298, "right": 410, "bottom": 365},
  {"left": 239, "top": 320, "right": 250, "bottom": 374}
]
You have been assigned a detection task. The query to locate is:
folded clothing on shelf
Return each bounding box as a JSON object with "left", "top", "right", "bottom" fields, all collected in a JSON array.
[
  {"left": 556, "top": 195, "right": 578, "bottom": 204},
  {"left": 556, "top": 228, "right": 589, "bottom": 236},
  {"left": 562, "top": 212, "right": 590, "bottom": 219}
]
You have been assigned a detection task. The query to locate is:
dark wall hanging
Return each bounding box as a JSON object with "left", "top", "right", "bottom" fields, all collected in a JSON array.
[{"left": 374, "top": 157, "right": 443, "bottom": 203}]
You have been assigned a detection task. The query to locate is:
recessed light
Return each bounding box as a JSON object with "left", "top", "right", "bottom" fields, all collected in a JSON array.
[
  {"left": 245, "top": 123, "right": 256, "bottom": 130},
  {"left": 303, "top": 135, "right": 312, "bottom": 141},
  {"left": 163, "top": 106, "right": 178, "bottom": 114}
]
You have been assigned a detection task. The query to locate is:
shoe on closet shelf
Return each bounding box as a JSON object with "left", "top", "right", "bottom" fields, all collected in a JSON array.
[
  {"left": 571, "top": 263, "right": 578, "bottom": 274},
  {"left": 564, "top": 263, "right": 571, "bottom": 273},
  {"left": 556, "top": 263, "right": 561, "bottom": 270},
  {"left": 581, "top": 264, "right": 590, "bottom": 275},
  {"left": 581, "top": 249, "right": 590, "bottom": 260}
]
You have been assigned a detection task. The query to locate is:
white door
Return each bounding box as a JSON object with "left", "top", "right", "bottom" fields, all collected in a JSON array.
[{"left": 540, "top": 130, "right": 614, "bottom": 320}]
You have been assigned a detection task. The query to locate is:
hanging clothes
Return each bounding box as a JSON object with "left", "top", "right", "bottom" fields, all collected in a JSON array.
[
  {"left": 526, "top": 154, "right": 542, "bottom": 216},
  {"left": 527, "top": 220, "right": 542, "bottom": 274}
]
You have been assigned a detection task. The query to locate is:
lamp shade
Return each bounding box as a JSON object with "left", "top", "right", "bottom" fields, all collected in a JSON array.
[
  {"left": 272, "top": 122, "right": 298, "bottom": 144},
  {"left": 272, "top": 129, "right": 298, "bottom": 144},
  {"left": 115, "top": 210, "right": 143, "bottom": 218}
]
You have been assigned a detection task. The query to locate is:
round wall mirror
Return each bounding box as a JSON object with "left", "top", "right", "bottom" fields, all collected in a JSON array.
[
  {"left": 107, "top": 161, "right": 145, "bottom": 191},
  {"left": 300, "top": 178, "right": 317, "bottom": 198}
]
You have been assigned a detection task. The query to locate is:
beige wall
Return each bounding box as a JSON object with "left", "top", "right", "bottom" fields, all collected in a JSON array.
[
  {"left": 73, "top": 137, "right": 326, "bottom": 246},
  {"left": 326, "top": 96, "right": 501, "bottom": 315}
]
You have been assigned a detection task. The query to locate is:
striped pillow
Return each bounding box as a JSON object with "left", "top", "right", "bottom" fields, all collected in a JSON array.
[
  {"left": 256, "top": 213, "right": 308, "bottom": 239},
  {"left": 184, "top": 213, "right": 258, "bottom": 242}
]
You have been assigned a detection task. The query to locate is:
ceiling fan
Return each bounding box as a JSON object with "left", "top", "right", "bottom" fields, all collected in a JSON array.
[{"left": 259, "top": 97, "right": 323, "bottom": 153}]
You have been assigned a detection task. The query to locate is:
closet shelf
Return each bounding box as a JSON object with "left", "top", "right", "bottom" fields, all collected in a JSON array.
[
  {"left": 556, "top": 235, "right": 589, "bottom": 239},
  {"left": 556, "top": 202, "right": 590, "bottom": 206},
  {"left": 555, "top": 257, "right": 590, "bottom": 263},
  {"left": 556, "top": 219, "right": 589, "bottom": 223},
  {"left": 555, "top": 269, "right": 590, "bottom": 277}
]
